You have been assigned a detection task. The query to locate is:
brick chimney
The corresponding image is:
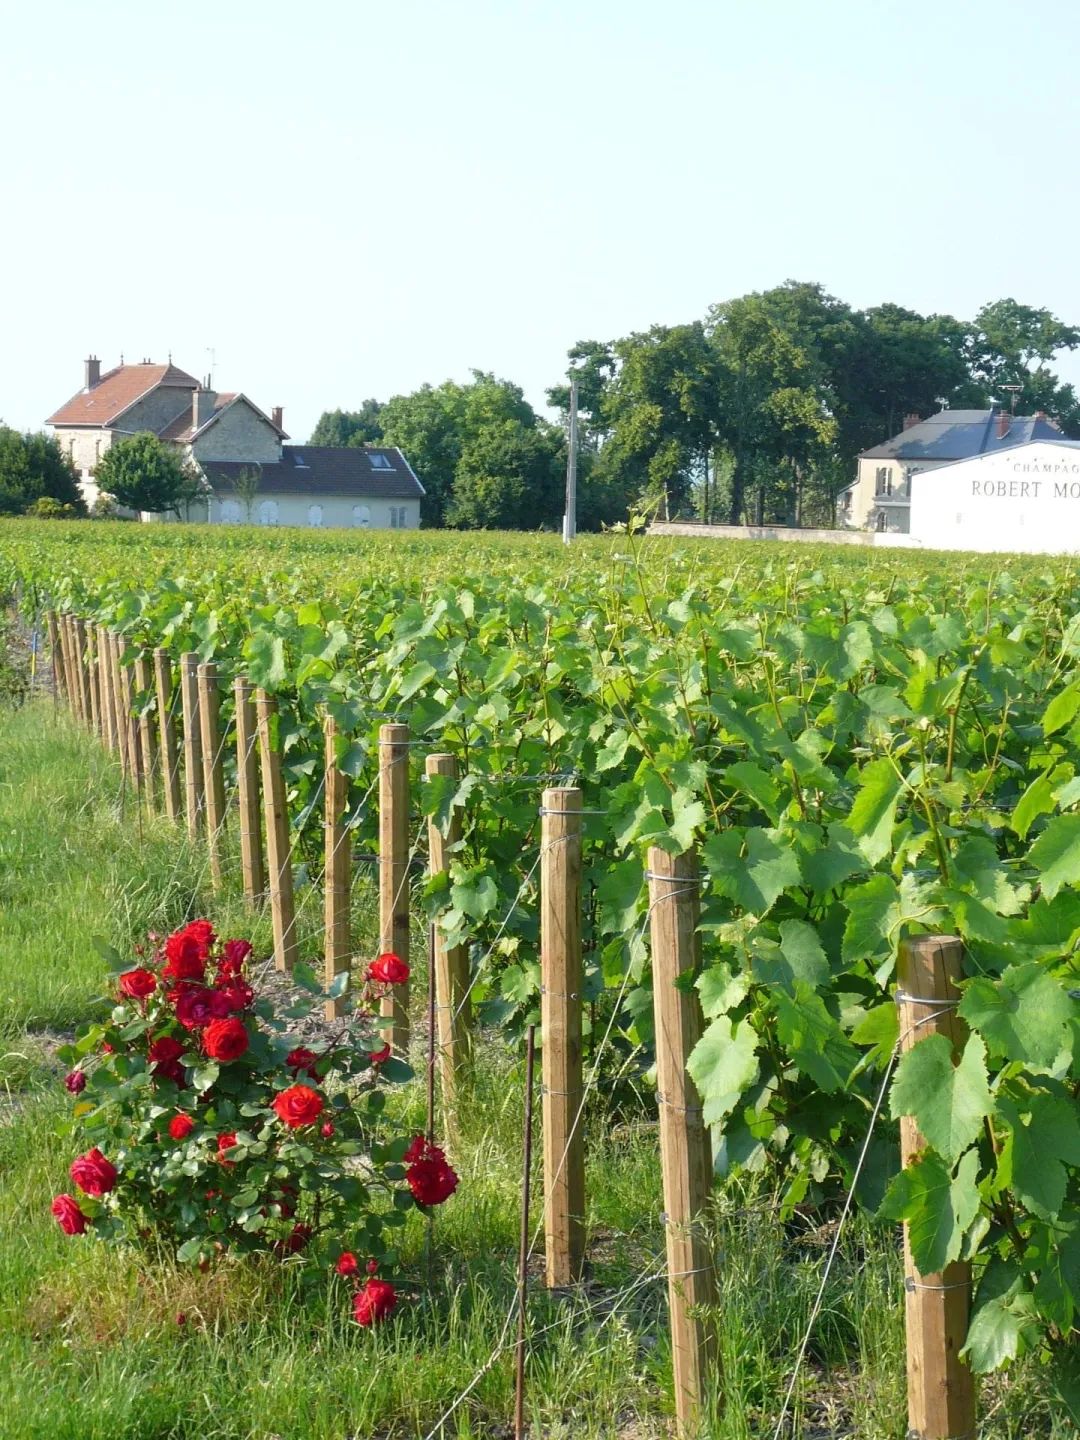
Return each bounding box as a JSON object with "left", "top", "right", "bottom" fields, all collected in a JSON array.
[
  {"left": 996, "top": 409, "right": 1010, "bottom": 439},
  {"left": 192, "top": 387, "right": 216, "bottom": 431},
  {"left": 902, "top": 412, "right": 921, "bottom": 430},
  {"left": 84, "top": 355, "right": 101, "bottom": 389},
  {"left": 271, "top": 406, "right": 283, "bottom": 431}
]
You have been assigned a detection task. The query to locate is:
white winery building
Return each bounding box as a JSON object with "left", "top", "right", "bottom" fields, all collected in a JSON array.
[{"left": 909, "top": 441, "right": 1080, "bottom": 553}]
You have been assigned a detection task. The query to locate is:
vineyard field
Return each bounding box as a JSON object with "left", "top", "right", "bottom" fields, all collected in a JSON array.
[{"left": 1, "top": 516, "right": 1079, "bottom": 1434}]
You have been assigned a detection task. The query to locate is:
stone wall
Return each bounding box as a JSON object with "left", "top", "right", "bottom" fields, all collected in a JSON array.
[
  {"left": 649, "top": 521, "right": 923, "bottom": 549},
  {"left": 191, "top": 402, "right": 281, "bottom": 463}
]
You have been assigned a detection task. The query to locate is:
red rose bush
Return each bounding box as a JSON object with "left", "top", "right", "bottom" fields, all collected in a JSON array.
[{"left": 56, "top": 921, "right": 457, "bottom": 1326}]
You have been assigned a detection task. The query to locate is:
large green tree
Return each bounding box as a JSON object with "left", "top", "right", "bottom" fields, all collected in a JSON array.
[
  {"left": 93, "top": 433, "right": 203, "bottom": 518},
  {"left": 308, "top": 401, "right": 384, "bottom": 448},
  {"left": 0, "top": 428, "right": 84, "bottom": 516}
]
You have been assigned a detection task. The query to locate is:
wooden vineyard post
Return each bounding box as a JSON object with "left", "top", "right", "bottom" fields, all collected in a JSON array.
[
  {"left": 99, "top": 625, "right": 118, "bottom": 753},
  {"left": 255, "top": 689, "right": 298, "bottom": 971},
  {"left": 426, "top": 753, "right": 471, "bottom": 1133},
  {"left": 73, "top": 619, "right": 92, "bottom": 729},
  {"left": 109, "top": 632, "right": 133, "bottom": 778},
  {"left": 648, "top": 846, "right": 719, "bottom": 1436},
  {"left": 233, "top": 677, "right": 265, "bottom": 903},
  {"left": 46, "top": 611, "right": 63, "bottom": 701},
  {"left": 197, "top": 662, "right": 227, "bottom": 889},
  {"left": 85, "top": 623, "right": 102, "bottom": 737},
  {"left": 62, "top": 615, "right": 80, "bottom": 722},
  {"left": 897, "top": 937, "right": 977, "bottom": 1440},
  {"left": 180, "top": 652, "right": 204, "bottom": 838},
  {"left": 134, "top": 653, "right": 158, "bottom": 811},
  {"left": 379, "top": 724, "right": 411, "bottom": 1054},
  {"left": 154, "top": 649, "right": 182, "bottom": 821},
  {"left": 323, "top": 716, "right": 351, "bottom": 1020},
  {"left": 118, "top": 637, "right": 143, "bottom": 785},
  {"left": 540, "top": 786, "right": 585, "bottom": 1288}
]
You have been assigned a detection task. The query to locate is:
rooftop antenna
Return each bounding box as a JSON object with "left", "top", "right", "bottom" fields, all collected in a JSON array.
[
  {"left": 1001, "top": 383, "right": 1023, "bottom": 413},
  {"left": 206, "top": 347, "right": 217, "bottom": 389}
]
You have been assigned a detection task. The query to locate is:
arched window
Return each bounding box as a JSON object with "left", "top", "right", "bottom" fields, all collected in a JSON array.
[
  {"left": 220, "top": 499, "right": 242, "bottom": 525},
  {"left": 352, "top": 505, "right": 371, "bottom": 528},
  {"left": 258, "top": 499, "right": 279, "bottom": 527},
  {"left": 307, "top": 504, "right": 323, "bottom": 528}
]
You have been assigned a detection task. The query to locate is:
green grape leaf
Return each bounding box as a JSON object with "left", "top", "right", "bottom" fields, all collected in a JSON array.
[
  {"left": 846, "top": 757, "right": 903, "bottom": 866},
  {"left": 696, "top": 963, "right": 750, "bottom": 1019},
  {"left": 686, "top": 1017, "right": 759, "bottom": 1127},
  {"left": 723, "top": 760, "right": 780, "bottom": 824},
  {"left": 997, "top": 1092, "right": 1080, "bottom": 1218},
  {"left": 704, "top": 827, "right": 801, "bottom": 915},
  {"left": 958, "top": 962, "right": 1073, "bottom": 1071},
  {"left": 962, "top": 1290, "right": 1040, "bottom": 1373},
  {"left": 880, "top": 1147, "right": 981, "bottom": 1274},
  {"left": 1042, "top": 682, "right": 1080, "bottom": 738},
  {"left": 889, "top": 1034, "right": 993, "bottom": 1164},
  {"left": 1011, "top": 770, "right": 1057, "bottom": 841},
  {"left": 1028, "top": 813, "right": 1080, "bottom": 900},
  {"left": 774, "top": 983, "right": 858, "bottom": 1093},
  {"left": 802, "top": 824, "right": 866, "bottom": 896}
]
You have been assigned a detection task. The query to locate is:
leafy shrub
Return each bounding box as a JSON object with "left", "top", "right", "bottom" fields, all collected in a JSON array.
[{"left": 54, "top": 921, "right": 458, "bottom": 1323}]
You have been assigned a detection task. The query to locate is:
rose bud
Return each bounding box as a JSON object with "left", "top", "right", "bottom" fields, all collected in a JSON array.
[{"left": 64, "top": 1070, "right": 87, "bottom": 1095}]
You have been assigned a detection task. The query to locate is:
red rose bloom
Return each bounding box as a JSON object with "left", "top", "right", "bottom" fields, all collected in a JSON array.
[
  {"left": 366, "top": 952, "right": 409, "bottom": 986},
  {"left": 153, "top": 1058, "right": 187, "bottom": 1087},
  {"left": 119, "top": 967, "right": 157, "bottom": 999},
  {"left": 70, "top": 1147, "right": 118, "bottom": 1198},
  {"left": 366, "top": 1258, "right": 379, "bottom": 1274},
  {"left": 64, "top": 1070, "right": 87, "bottom": 1094},
  {"left": 221, "top": 938, "right": 252, "bottom": 972},
  {"left": 404, "top": 1137, "right": 459, "bottom": 1207},
  {"left": 368, "top": 1043, "right": 391, "bottom": 1066},
  {"left": 271, "top": 1084, "right": 325, "bottom": 1129},
  {"left": 203, "top": 1018, "right": 249, "bottom": 1063},
  {"left": 353, "top": 1277, "right": 397, "bottom": 1326},
  {"left": 335, "top": 1251, "right": 358, "bottom": 1276},
  {"left": 320, "top": 1121, "right": 335, "bottom": 1138},
  {"left": 51, "top": 1193, "right": 89, "bottom": 1235},
  {"left": 217, "top": 1132, "right": 238, "bottom": 1165},
  {"left": 285, "top": 1047, "right": 321, "bottom": 1077},
  {"left": 169, "top": 1113, "right": 195, "bottom": 1140},
  {"left": 162, "top": 930, "right": 206, "bottom": 983},
  {"left": 186, "top": 920, "right": 215, "bottom": 948},
  {"left": 149, "top": 1035, "right": 185, "bottom": 1064},
  {"left": 215, "top": 978, "right": 254, "bottom": 1013},
  {"left": 275, "top": 1223, "right": 312, "bottom": 1256},
  {"left": 174, "top": 985, "right": 229, "bottom": 1030}
]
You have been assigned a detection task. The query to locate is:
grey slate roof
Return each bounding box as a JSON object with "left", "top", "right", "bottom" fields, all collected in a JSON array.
[
  {"left": 861, "top": 409, "right": 1063, "bottom": 462},
  {"left": 200, "top": 445, "right": 425, "bottom": 500}
]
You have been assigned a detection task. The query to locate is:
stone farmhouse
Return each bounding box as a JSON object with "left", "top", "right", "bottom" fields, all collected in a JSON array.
[
  {"left": 47, "top": 357, "right": 424, "bottom": 529},
  {"left": 839, "top": 405, "right": 1062, "bottom": 534}
]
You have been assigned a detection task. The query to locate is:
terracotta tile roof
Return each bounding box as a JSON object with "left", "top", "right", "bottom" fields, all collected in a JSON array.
[
  {"left": 202, "top": 446, "right": 425, "bottom": 500},
  {"left": 47, "top": 362, "right": 199, "bottom": 427}
]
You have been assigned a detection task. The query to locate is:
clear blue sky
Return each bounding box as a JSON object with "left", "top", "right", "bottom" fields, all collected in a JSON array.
[{"left": 5, "top": 0, "right": 1080, "bottom": 441}]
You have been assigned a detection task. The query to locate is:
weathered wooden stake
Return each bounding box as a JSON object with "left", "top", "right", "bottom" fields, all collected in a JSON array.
[
  {"left": 233, "top": 677, "right": 265, "bottom": 902},
  {"left": 85, "top": 623, "right": 102, "bottom": 737},
  {"left": 648, "top": 845, "right": 719, "bottom": 1437},
  {"left": 197, "top": 662, "right": 227, "bottom": 889},
  {"left": 255, "top": 689, "right": 298, "bottom": 971},
  {"left": 154, "top": 648, "right": 182, "bottom": 821},
  {"left": 109, "top": 632, "right": 132, "bottom": 778},
  {"left": 897, "top": 936, "right": 977, "bottom": 1440},
  {"left": 379, "top": 723, "right": 411, "bottom": 1054},
  {"left": 46, "top": 611, "right": 63, "bottom": 702},
  {"left": 62, "top": 615, "right": 80, "bottom": 721},
  {"left": 179, "top": 652, "right": 204, "bottom": 838},
  {"left": 134, "top": 653, "right": 158, "bottom": 811},
  {"left": 118, "top": 637, "right": 143, "bottom": 784},
  {"left": 99, "top": 624, "right": 119, "bottom": 753},
  {"left": 540, "top": 785, "right": 585, "bottom": 1288},
  {"left": 425, "top": 753, "right": 471, "bottom": 1133},
  {"left": 323, "top": 715, "right": 351, "bottom": 1019},
  {"left": 73, "top": 619, "right": 92, "bottom": 729}
]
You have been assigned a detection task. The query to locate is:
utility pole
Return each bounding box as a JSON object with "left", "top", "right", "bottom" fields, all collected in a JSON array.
[{"left": 562, "top": 375, "right": 579, "bottom": 544}]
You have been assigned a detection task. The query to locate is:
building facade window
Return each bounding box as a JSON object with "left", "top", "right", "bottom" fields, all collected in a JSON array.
[
  {"left": 220, "top": 499, "right": 242, "bottom": 524},
  {"left": 258, "top": 499, "right": 279, "bottom": 526},
  {"left": 307, "top": 504, "right": 323, "bottom": 527},
  {"left": 352, "top": 505, "right": 370, "bottom": 528},
  {"left": 875, "top": 466, "right": 891, "bottom": 497}
]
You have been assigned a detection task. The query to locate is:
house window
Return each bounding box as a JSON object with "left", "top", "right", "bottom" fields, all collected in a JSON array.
[
  {"left": 220, "top": 499, "right": 242, "bottom": 525},
  {"left": 398, "top": 506, "right": 408, "bottom": 527},
  {"left": 390, "top": 507, "right": 398, "bottom": 529},
  {"left": 390, "top": 506, "right": 408, "bottom": 529},
  {"left": 95, "top": 438, "right": 102, "bottom": 461},
  {"left": 876, "top": 510, "right": 887, "bottom": 532},
  {"left": 307, "top": 504, "right": 323, "bottom": 528},
  {"left": 258, "top": 499, "right": 279, "bottom": 526},
  {"left": 875, "top": 466, "right": 892, "bottom": 497},
  {"left": 352, "top": 505, "right": 371, "bottom": 528},
  {"left": 370, "top": 454, "right": 392, "bottom": 470}
]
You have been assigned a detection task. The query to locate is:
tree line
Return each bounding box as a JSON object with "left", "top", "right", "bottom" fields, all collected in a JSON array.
[{"left": 312, "top": 283, "right": 1080, "bottom": 529}]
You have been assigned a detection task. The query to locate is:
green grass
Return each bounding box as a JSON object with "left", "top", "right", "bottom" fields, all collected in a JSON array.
[{"left": 0, "top": 701, "right": 1075, "bottom": 1439}]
